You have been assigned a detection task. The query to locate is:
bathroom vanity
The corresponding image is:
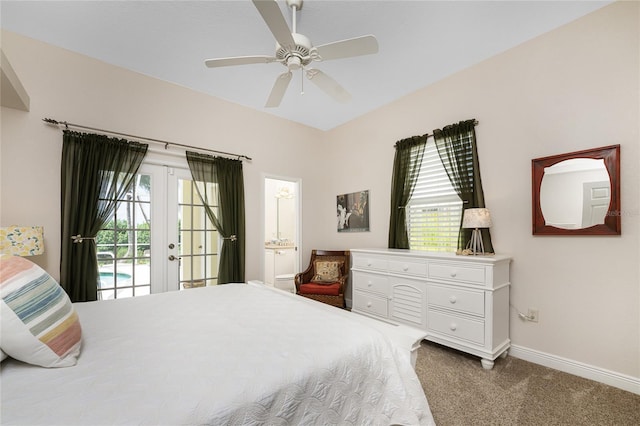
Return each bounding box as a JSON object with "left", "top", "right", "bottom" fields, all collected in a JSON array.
[{"left": 264, "top": 245, "right": 295, "bottom": 285}]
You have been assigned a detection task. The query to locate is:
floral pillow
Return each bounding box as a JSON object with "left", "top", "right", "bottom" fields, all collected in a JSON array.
[{"left": 311, "top": 260, "right": 343, "bottom": 284}]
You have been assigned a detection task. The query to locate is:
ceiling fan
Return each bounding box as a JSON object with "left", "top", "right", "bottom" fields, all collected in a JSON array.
[{"left": 204, "top": 0, "right": 379, "bottom": 107}]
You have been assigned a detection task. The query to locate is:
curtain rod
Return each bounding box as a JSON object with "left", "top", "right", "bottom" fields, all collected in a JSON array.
[
  {"left": 42, "top": 118, "right": 252, "bottom": 161},
  {"left": 421, "top": 119, "right": 480, "bottom": 140}
]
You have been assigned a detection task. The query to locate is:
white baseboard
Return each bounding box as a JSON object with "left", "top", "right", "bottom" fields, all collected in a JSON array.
[{"left": 509, "top": 344, "right": 640, "bottom": 395}]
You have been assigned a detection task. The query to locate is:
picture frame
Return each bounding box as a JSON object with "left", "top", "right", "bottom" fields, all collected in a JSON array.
[{"left": 337, "top": 190, "right": 370, "bottom": 232}]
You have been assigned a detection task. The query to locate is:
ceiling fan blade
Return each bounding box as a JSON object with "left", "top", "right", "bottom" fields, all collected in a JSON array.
[
  {"left": 252, "top": 0, "right": 295, "bottom": 50},
  {"left": 306, "top": 69, "right": 351, "bottom": 103},
  {"left": 205, "top": 55, "right": 278, "bottom": 68},
  {"left": 315, "top": 35, "right": 379, "bottom": 61},
  {"left": 265, "top": 72, "right": 292, "bottom": 108}
]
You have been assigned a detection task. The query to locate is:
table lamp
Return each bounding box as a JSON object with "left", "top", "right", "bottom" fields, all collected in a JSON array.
[{"left": 462, "top": 208, "right": 492, "bottom": 255}]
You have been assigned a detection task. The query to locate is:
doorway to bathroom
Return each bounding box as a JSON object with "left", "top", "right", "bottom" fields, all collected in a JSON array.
[{"left": 263, "top": 176, "right": 301, "bottom": 293}]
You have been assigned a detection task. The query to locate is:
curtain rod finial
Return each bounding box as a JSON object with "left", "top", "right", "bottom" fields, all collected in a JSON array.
[{"left": 43, "top": 118, "right": 68, "bottom": 129}]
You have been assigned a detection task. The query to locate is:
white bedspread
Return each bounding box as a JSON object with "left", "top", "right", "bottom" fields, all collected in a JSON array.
[{"left": 1, "top": 283, "right": 434, "bottom": 425}]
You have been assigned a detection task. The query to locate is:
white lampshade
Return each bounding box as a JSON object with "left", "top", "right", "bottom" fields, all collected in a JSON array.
[
  {"left": 462, "top": 208, "right": 492, "bottom": 229},
  {"left": 0, "top": 225, "right": 45, "bottom": 256}
]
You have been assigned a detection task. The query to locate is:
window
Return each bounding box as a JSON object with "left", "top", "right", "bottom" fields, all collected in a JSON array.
[
  {"left": 96, "top": 174, "right": 151, "bottom": 299},
  {"left": 406, "top": 141, "right": 462, "bottom": 252}
]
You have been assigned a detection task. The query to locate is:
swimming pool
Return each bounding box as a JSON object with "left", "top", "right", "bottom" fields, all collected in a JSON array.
[{"left": 99, "top": 271, "right": 132, "bottom": 288}]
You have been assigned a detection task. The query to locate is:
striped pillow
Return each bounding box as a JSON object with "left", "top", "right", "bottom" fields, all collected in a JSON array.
[{"left": 0, "top": 255, "right": 82, "bottom": 367}]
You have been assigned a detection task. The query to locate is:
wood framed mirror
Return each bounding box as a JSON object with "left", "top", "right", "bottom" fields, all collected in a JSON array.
[{"left": 532, "top": 145, "right": 620, "bottom": 235}]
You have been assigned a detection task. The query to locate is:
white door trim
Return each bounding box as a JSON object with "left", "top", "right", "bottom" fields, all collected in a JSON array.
[{"left": 261, "top": 173, "right": 302, "bottom": 283}]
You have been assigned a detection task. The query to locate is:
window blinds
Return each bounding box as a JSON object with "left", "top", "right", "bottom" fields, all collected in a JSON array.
[{"left": 406, "top": 141, "right": 462, "bottom": 252}]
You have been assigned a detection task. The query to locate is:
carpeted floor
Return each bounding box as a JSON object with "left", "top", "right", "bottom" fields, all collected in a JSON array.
[{"left": 414, "top": 341, "right": 640, "bottom": 425}]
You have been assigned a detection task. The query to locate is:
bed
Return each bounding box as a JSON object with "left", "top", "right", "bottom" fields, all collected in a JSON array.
[{"left": 1, "top": 257, "right": 434, "bottom": 425}]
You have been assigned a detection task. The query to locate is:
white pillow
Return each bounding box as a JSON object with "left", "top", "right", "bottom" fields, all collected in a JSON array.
[{"left": 0, "top": 255, "right": 82, "bottom": 367}]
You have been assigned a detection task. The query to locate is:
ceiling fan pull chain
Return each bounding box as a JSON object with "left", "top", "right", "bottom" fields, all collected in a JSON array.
[{"left": 301, "top": 68, "right": 304, "bottom": 95}]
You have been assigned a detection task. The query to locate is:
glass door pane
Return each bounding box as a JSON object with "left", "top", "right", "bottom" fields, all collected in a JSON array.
[
  {"left": 175, "top": 175, "right": 219, "bottom": 290},
  {"left": 96, "top": 173, "right": 152, "bottom": 300}
]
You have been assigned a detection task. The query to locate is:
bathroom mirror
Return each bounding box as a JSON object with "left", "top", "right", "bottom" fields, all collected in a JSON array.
[{"left": 532, "top": 145, "right": 620, "bottom": 235}]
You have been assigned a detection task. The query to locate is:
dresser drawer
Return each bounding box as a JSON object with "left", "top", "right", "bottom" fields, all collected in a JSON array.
[
  {"left": 388, "top": 259, "right": 427, "bottom": 277},
  {"left": 353, "top": 271, "right": 388, "bottom": 295},
  {"left": 428, "top": 310, "right": 484, "bottom": 345},
  {"left": 353, "top": 290, "right": 388, "bottom": 317},
  {"left": 352, "top": 254, "right": 388, "bottom": 271},
  {"left": 427, "top": 284, "right": 484, "bottom": 317},
  {"left": 428, "top": 262, "right": 485, "bottom": 285}
]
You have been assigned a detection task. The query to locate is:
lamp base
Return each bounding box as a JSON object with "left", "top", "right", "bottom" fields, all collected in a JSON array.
[{"left": 465, "top": 228, "right": 488, "bottom": 256}]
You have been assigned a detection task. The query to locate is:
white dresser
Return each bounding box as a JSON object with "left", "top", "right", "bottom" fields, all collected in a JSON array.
[{"left": 351, "top": 248, "right": 511, "bottom": 369}]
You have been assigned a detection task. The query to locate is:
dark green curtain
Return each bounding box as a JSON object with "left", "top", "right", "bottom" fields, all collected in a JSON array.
[
  {"left": 60, "top": 131, "right": 148, "bottom": 302},
  {"left": 433, "top": 119, "right": 494, "bottom": 253},
  {"left": 388, "top": 135, "right": 427, "bottom": 249},
  {"left": 186, "top": 151, "right": 245, "bottom": 284}
]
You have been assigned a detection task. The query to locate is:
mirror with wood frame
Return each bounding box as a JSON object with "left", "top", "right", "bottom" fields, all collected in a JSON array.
[{"left": 532, "top": 145, "right": 620, "bottom": 235}]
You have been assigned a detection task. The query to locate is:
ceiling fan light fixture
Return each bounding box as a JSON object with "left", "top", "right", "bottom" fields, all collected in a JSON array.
[
  {"left": 276, "top": 33, "right": 312, "bottom": 67},
  {"left": 287, "top": 56, "right": 302, "bottom": 70}
]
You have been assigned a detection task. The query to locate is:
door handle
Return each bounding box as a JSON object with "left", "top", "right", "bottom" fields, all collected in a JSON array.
[{"left": 168, "top": 255, "right": 181, "bottom": 261}]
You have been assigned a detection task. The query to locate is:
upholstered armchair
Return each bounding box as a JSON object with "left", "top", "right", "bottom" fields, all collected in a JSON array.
[{"left": 295, "top": 249, "right": 350, "bottom": 308}]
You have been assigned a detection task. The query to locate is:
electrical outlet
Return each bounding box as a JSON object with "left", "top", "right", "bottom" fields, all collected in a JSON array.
[{"left": 527, "top": 308, "right": 539, "bottom": 323}]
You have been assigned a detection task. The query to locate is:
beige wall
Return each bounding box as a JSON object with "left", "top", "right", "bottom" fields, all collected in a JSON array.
[
  {"left": 1, "top": 1, "right": 638, "bottom": 380},
  {"left": 317, "top": 1, "right": 639, "bottom": 378},
  {"left": 0, "top": 29, "right": 324, "bottom": 283}
]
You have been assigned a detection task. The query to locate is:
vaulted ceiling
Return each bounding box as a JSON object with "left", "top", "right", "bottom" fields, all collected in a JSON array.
[{"left": 1, "top": 1, "right": 611, "bottom": 130}]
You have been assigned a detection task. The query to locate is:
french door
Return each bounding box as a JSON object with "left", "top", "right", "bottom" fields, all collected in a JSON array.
[
  {"left": 165, "top": 166, "right": 220, "bottom": 291},
  {"left": 97, "top": 162, "right": 220, "bottom": 299}
]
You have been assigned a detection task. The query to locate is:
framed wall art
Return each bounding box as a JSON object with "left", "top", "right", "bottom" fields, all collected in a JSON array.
[{"left": 337, "top": 190, "right": 370, "bottom": 232}]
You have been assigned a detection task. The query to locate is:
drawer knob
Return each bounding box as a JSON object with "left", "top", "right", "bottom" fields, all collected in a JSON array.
[
  {"left": 367, "top": 261, "right": 372, "bottom": 267},
  {"left": 449, "top": 296, "right": 457, "bottom": 304},
  {"left": 450, "top": 271, "right": 457, "bottom": 278},
  {"left": 367, "top": 281, "right": 372, "bottom": 287},
  {"left": 402, "top": 265, "right": 409, "bottom": 271},
  {"left": 450, "top": 323, "right": 457, "bottom": 331},
  {"left": 367, "top": 301, "right": 372, "bottom": 308}
]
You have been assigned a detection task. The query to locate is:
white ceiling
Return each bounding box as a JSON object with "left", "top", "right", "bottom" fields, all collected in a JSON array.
[{"left": 1, "top": 0, "right": 611, "bottom": 130}]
